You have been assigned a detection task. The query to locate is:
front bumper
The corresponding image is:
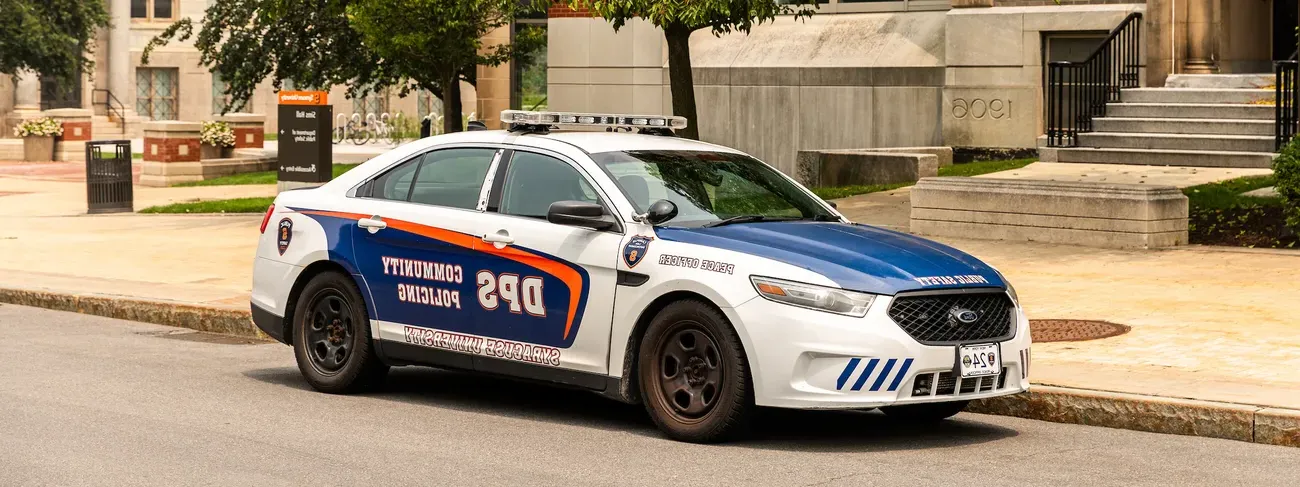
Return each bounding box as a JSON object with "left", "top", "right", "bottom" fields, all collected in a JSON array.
[{"left": 733, "top": 294, "right": 1031, "bottom": 410}]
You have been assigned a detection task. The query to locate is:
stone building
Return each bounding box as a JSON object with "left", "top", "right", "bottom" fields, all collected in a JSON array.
[{"left": 549, "top": 0, "right": 1299, "bottom": 173}]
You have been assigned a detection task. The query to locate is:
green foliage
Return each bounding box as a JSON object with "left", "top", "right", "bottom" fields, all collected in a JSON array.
[
  {"left": 142, "top": 0, "right": 544, "bottom": 130},
  {"left": 1276, "top": 137, "right": 1300, "bottom": 232},
  {"left": 572, "top": 0, "right": 817, "bottom": 139},
  {"left": 175, "top": 164, "right": 358, "bottom": 187},
  {"left": 139, "top": 197, "right": 276, "bottom": 214},
  {"left": 575, "top": 0, "right": 816, "bottom": 36},
  {"left": 0, "top": 0, "right": 109, "bottom": 80},
  {"left": 937, "top": 158, "right": 1037, "bottom": 177},
  {"left": 811, "top": 183, "right": 912, "bottom": 200},
  {"left": 808, "top": 158, "right": 1037, "bottom": 200},
  {"left": 1182, "top": 175, "right": 1278, "bottom": 210}
]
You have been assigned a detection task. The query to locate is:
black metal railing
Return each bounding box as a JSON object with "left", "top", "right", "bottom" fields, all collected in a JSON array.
[
  {"left": 1275, "top": 53, "right": 1298, "bottom": 150},
  {"left": 1045, "top": 12, "right": 1143, "bottom": 147},
  {"left": 92, "top": 89, "right": 127, "bottom": 133}
]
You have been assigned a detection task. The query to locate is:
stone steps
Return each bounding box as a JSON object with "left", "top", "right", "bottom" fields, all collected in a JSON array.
[
  {"left": 1121, "top": 88, "right": 1273, "bottom": 104},
  {"left": 1164, "top": 74, "right": 1275, "bottom": 89},
  {"left": 1054, "top": 147, "right": 1275, "bottom": 168},
  {"left": 1092, "top": 117, "right": 1274, "bottom": 136},
  {"left": 1076, "top": 133, "right": 1276, "bottom": 153},
  {"left": 1105, "top": 103, "right": 1274, "bottom": 120}
]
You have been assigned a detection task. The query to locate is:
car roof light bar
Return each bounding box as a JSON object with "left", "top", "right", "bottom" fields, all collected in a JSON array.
[{"left": 501, "top": 110, "right": 688, "bottom": 132}]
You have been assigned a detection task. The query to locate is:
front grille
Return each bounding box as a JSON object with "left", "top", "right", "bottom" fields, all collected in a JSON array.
[
  {"left": 910, "top": 368, "right": 1008, "bottom": 398},
  {"left": 887, "top": 291, "right": 1015, "bottom": 344}
]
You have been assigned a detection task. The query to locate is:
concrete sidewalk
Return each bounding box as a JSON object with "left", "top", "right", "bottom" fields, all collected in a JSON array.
[{"left": 1, "top": 170, "right": 1298, "bottom": 445}]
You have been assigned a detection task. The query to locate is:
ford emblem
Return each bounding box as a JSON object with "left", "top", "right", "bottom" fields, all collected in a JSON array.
[{"left": 949, "top": 307, "right": 980, "bottom": 326}]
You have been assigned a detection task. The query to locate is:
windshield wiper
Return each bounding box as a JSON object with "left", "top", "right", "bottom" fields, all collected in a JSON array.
[
  {"left": 703, "top": 214, "right": 842, "bottom": 228},
  {"left": 703, "top": 215, "right": 799, "bottom": 228}
]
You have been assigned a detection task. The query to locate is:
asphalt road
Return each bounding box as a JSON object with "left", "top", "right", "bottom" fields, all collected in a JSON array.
[{"left": 2, "top": 304, "right": 1298, "bottom": 486}]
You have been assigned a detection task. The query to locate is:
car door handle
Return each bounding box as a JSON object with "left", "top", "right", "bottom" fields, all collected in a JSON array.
[
  {"left": 357, "top": 216, "right": 387, "bottom": 234},
  {"left": 482, "top": 230, "right": 514, "bottom": 245}
]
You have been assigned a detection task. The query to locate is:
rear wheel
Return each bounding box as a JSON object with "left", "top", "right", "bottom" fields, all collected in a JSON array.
[
  {"left": 292, "top": 271, "right": 387, "bottom": 393},
  {"left": 879, "top": 400, "right": 970, "bottom": 422},
  {"left": 638, "top": 299, "right": 752, "bottom": 443}
]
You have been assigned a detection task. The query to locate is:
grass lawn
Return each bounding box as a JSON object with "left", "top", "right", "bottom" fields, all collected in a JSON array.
[
  {"left": 139, "top": 197, "right": 275, "bottom": 214},
  {"left": 812, "top": 183, "right": 913, "bottom": 200},
  {"left": 1182, "top": 175, "right": 1295, "bottom": 248},
  {"left": 132, "top": 152, "right": 143, "bottom": 160},
  {"left": 175, "top": 163, "right": 358, "bottom": 187},
  {"left": 264, "top": 133, "right": 278, "bottom": 142},
  {"left": 812, "top": 157, "right": 1038, "bottom": 200}
]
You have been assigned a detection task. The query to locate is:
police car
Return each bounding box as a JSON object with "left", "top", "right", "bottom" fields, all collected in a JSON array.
[{"left": 251, "top": 110, "right": 1030, "bottom": 443}]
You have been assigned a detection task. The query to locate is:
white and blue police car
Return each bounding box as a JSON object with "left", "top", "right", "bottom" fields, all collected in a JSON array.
[{"left": 251, "top": 110, "right": 1031, "bottom": 443}]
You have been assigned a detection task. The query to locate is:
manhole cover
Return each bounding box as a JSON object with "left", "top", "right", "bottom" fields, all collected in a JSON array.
[
  {"left": 138, "top": 329, "right": 266, "bottom": 345},
  {"left": 1030, "top": 319, "right": 1130, "bottom": 343}
]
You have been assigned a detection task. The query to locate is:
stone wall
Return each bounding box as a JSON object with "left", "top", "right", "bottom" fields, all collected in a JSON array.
[{"left": 548, "top": 11, "right": 947, "bottom": 176}]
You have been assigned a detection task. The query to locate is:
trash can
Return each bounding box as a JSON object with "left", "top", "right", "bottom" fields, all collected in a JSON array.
[
  {"left": 419, "top": 117, "right": 432, "bottom": 139},
  {"left": 85, "top": 140, "right": 133, "bottom": 214}
]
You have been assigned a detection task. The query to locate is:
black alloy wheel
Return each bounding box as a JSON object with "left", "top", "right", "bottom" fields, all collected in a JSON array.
[
  {"left": 292, "top": 271, "right": 387, "bottom": 393},
  {"left": 638, "top": 300, "right": 753, "bottom": 443},
  {"left": 303, "top": 290, "right": 354, "bottom": 374},
  {"left": 655, "top": 324, "right": 724, "bottom": 420}
]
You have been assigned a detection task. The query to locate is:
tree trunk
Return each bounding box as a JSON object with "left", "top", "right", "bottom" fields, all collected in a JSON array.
[
  {"left": 664, "top": 26, "right": 700, "bottom": 140},
  {"left": 443, "top": 76, "right": 464, "bottom": 134}
]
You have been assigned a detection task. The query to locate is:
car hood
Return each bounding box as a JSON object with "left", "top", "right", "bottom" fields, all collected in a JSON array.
[{"left": 655, "top": 222, "right": 1005, "bottom": 295}]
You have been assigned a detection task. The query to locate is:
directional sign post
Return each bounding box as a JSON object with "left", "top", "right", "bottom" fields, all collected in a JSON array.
[{"left": 276, "top": 91, "right": 332, "bottom": 191}]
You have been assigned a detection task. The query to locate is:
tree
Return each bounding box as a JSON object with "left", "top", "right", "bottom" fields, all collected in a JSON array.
[
  {"left": 348, "top": 0, "right": 543, "bottom": 133},
  {"left": 572, "top": 0, "right": 816, "bottom": 140},
  {"left": 143, "top": 0, "right": 541, "bottom": 133},
  {"left": 0, "top": 0, "right": 109, "bottom": 83}
]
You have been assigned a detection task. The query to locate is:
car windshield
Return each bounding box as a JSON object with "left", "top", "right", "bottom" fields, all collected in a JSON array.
[{"left": 591, "top": 150, "right": 838, "bottom": 227}]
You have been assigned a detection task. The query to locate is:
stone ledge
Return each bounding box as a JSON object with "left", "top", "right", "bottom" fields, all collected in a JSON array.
[
  {"left": 797, "top": 150, "right": 940, "bottom": 188},
  {"left": 0, "top": 287, "right": 264, "bottom": 339},
  {"left": 143, "top": 121, "right": 202, "bottom": 135},
  {"left": 970, "top": 385, "right": 1300, "bottom": 448},
  {"left": 910, "top": 177, "right": 1189, "bottom": 249}
]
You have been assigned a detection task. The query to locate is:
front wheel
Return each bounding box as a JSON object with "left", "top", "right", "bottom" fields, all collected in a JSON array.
[
  {"left": 638, "top": 299, "right": 753, "bottom": 443},
  {"left": 879, "top": 400, "right": 970, "bottom": 422},
  {"left": 292, "top": 271, "right": 387, "bottom": 393},
  {"left": 350, "top": 125, "right": 372, "bottom": 145}
]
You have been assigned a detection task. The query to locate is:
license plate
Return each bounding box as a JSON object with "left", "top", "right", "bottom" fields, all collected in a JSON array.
[{"left": 958, "top": 343, "right": 1001, "bottom": 378}]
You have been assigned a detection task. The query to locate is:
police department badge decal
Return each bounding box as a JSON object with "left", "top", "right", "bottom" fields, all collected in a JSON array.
[
  {"left": 277, "top": 218, "right": 293, "bottom": 255},
  {"left": 623, "top": 235, "right": 653, "bottom": 268}
]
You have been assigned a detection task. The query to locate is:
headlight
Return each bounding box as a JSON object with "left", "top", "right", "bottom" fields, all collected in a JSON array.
[{"left": 750, "top": 276, "right": 875, "bottom": 317}]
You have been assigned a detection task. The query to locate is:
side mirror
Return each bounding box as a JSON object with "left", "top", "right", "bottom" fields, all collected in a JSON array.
[
  {"left": 547, "top": 201, "right": 615, "bottom": 230},
  {"left": 644, "top": 199, "right": 678, "bottom": 224},
  {"left": 825, "top": 200, "right": 838, "bottom": 209}
]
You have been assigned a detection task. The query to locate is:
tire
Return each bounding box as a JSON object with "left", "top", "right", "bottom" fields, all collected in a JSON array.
[
  {"left": 292, "top": 271, "right": 388, "bottom": 394},
  {"left": 351, "top": 125, "right": 371, "bottom": 145},
  {"left": 879, "top": 400, "right": 969, "bottom": 422},
  {"left": 638, "top": 299, "right": 753, "bottom": 443},
  {"left": 332, "top": 126, "right": 344, "bottom": 145}
]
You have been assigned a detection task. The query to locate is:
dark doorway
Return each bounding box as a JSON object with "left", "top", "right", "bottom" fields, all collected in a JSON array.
[{"left": 1275, "top": 0, "right": 1298, "bottom": 60}]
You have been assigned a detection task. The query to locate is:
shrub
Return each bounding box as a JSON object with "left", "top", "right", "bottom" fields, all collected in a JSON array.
[
  {"left": 13, "top": 117, "right": 63, "bottom": 137},
  {"left": 200, "top": 121, "right": 236, "bottom": 147},
  {"left": 1276, "top": 137, "right": 1300, "bottom": 232}
]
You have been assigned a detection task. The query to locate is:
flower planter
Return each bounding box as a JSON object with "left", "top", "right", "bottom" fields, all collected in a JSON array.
[
  {"left": 23, "top": 136, "right": 55, "bottom": 162},
  {"left": 200, "top": 143, "right": 234, "bottom": 160}
]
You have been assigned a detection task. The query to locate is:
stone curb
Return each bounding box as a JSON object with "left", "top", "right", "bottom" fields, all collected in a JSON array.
[
  {"left": 0, "top": 287, "right": 266, "bottom": 339},
  {"left": 970, "top": 385, "right": 1300, "bottom": 448},
  {"left": 3, "top": 286, "right": 1298, "bottom": 448}
]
